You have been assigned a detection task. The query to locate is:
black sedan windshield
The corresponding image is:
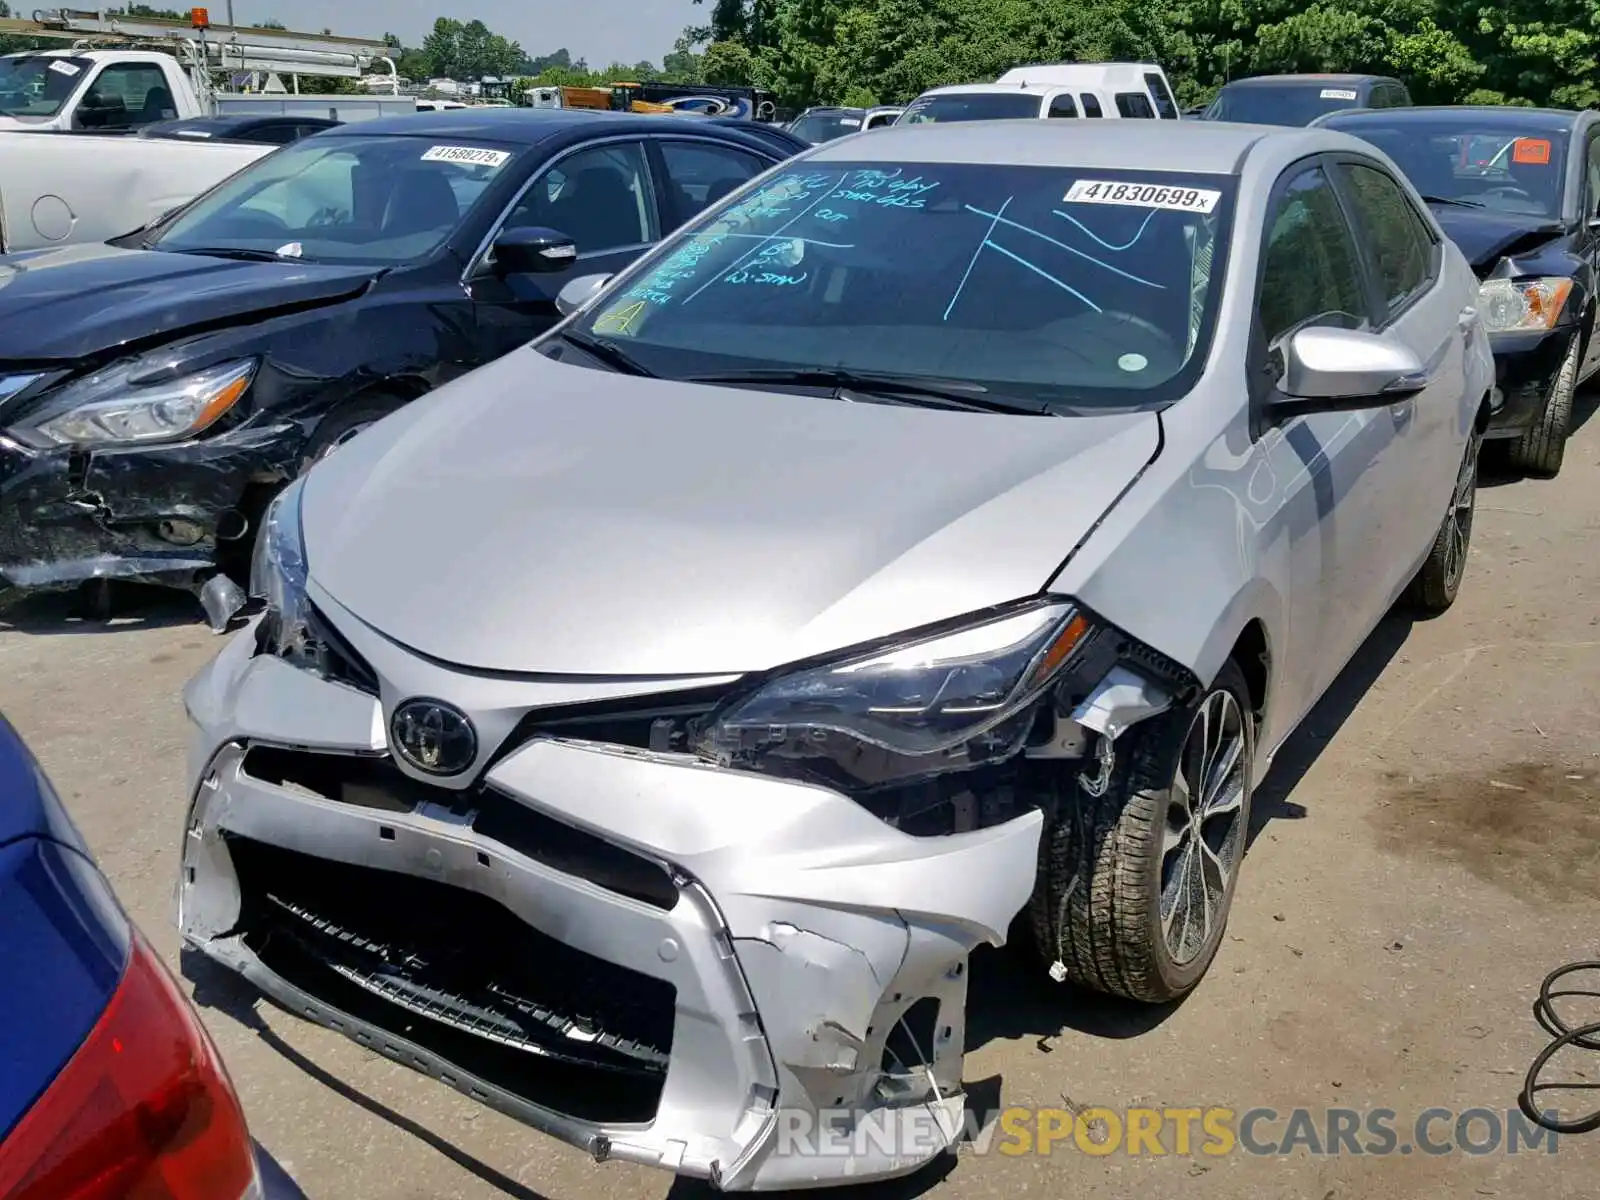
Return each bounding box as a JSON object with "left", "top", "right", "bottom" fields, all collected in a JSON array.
[
  {"left": 901, "top": 93, "right": 1042, "bottom": 123},
  {"left": 1322, "top": 116, "right": 1570, "bottom": 218},
  {"left": 574, "top": 160, "right": 1236, "bottom": 411},
  {"left": 152, "top": 135, "right": 517, "bottom": 265},
  {"left": 1203, "top": 84, "right": 1364, "bottom": 127},
  {"left": 789, "top": 109, "right": 866, "bottom": 143},
  {"left": 0, "top": 55, "right": 90, "bottom": 118}
]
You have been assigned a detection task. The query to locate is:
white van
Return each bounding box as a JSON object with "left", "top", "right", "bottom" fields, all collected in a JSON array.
[{"left": 898, "top": 62, "right": 1181, "bottom": 124}]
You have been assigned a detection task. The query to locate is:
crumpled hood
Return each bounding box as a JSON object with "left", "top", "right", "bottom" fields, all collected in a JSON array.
[
  {"left": 1429, "top": 205, "right": 1567, "bottom": 276},
  {"left": 303, "top": 349, "right": 1161, "bottom": 676},
  {"left": 0, "top": 243, "right": 381, "bottom": 361}
]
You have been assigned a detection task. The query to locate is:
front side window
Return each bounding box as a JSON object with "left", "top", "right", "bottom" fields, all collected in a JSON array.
[
  {"left": 1257, "top": 167, "right": 1369, "bottom": 349},
  {"left": 1337, "top": 162, "right": 1433, "bottom": 315},
  {"left": 1586, "top": 135, "right": 1600, "bottom": 218},
  {"left": 77, "top": 64, "right": 174, "bottom": 129},
  {"left": 575, "top": 160, "right": 1238, "bottom": 413},
  {"left": 901, "top": 93, "right": 1044, "bottom": 123},
  {"left": 496, "top": 141, "right": 656, "bottom": 255},
  {"left": 0, "top": 55, "right": 90, "bottom": 118},
  {"left": 1116, "top": 92, "right": 1156, "bottom": 119},
  {"left": 153, "top": 135, "right": 516, "bottom": 265},
  {"left": 1081, "top": 93, "right": 1103, "bottom": 118},
  {"left": 1146, "top": 73, "right": 1180, "bottom": 120},
  {"left": 1047, "top": 94, "right": 1078, "bottom": 119}
]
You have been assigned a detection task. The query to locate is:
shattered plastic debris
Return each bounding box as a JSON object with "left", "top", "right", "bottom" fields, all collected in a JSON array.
[{"left": 199, "top": 572, "right": 248, "bottom": 632}]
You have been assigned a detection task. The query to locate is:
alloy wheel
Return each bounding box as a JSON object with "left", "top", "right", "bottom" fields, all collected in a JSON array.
[
  {"left": 1161, "top": 689, "right": 1250, "bottom": 966},
  {"left": 1442, "top": 436, "right": 1478, "bottom": 592}
]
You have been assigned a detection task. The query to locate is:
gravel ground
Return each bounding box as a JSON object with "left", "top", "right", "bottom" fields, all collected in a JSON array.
[{"left": 3, "top": 399, "right": 1598, "bottom": 1199}]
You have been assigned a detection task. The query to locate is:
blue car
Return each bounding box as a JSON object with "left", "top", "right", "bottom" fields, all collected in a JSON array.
[{"left": 0, "top": 715, "right": 272, "bottom": 1198}]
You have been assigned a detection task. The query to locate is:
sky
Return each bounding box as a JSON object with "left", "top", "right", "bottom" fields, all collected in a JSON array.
[{"left": 227, "top": 0, "right": 700, "bottom": 67}]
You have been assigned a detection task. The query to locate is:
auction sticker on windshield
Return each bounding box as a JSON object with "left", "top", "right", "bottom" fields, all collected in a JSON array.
[
  {"left": 1063, "top": 180, "right": 1220, "bottom": 214},
  {"left": 1512, "top": 138, "right": 1552, "bottom": 165},
  {"left": 47, "top": 61, "right": 81, "bottom": 76},
  {"left": 1320, "top": 88, "right": 1358, "bottom": 100},
  {"left": 420, "top": 145, "right": 511, "bottom": 168}
]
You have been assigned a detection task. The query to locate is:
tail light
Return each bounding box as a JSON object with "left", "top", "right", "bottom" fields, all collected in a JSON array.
[{"left": 0, "top": 934, "right": 260, "bottom": 1200}]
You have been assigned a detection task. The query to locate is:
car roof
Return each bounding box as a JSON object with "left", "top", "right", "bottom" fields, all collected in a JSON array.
[
  {"left": 336, "top": 108, "right": 765, "bottom": 144},
  {"left": 920, "top": 82, "right": 1057, "bottom": 98},
  {"left": 1222, "top": 73, "right": 1395, "bottom": 87},
  {"left": 1318, "top": 104, "right": 1580, "bottom": 132},
  {"left": 805, "top": 118, "right": 1339, "bottom": 174}
]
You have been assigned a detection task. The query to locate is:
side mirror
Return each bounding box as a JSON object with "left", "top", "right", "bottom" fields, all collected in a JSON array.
[
  {"left": 490, "top": 226, "right": 578, "bottom": 275},
  {"left": 1266, "top": 326, "right": 1427, "bottom": 420},
  {"left": 555, "top": 272, "right": 613, "bottom": 317}
]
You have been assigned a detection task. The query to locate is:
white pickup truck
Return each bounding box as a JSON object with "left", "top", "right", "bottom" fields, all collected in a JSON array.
[{"left": 0, "top": 47, "right": 413, "bottom": 252}]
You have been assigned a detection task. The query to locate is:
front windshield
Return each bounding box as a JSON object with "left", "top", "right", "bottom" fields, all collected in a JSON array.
[
  {"left": 1323, "top": 119, "right": 1569, "bottom": 218},
  {"left": 789, "top": 109, "right": 866, "bottom": 143},
  {"left": 1203, "top": 85, "right": 1363, "bottom": 127},
  {"left": 574, "top": 160, "right": 1237, "bottom": 411},
  {"left": 151, "top": 134, "right": 517, "bottom": 265},
  {"left": 0, "top": 55, "right": 90, "bottom": 118},
  {"left": 900, "top": 93, "right": 1043, "bottom": 123}
]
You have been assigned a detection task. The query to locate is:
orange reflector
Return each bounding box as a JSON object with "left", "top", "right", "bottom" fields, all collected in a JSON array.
[
  {"left": 1027, "top": 612, "right": 1092, "bottom": 690},
  {"left": 189, "top": 373, "right": 251, "bottom": 436}
]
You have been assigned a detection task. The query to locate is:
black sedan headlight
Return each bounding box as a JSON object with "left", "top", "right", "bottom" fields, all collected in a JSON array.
[
  {"left": 694, "top": 599, "right": 1093, "bottom": 797},
  {"left": 8, "top": 358, "right": 257, "bottom": 449}
]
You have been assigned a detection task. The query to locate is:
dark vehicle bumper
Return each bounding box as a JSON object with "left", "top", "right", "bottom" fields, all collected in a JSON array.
[
  {"left": 1484, "top": 326, "right": 1578, "bottom": 439},
  {"left": 0, "top": 423, "right": 298, "bottom": 597}
]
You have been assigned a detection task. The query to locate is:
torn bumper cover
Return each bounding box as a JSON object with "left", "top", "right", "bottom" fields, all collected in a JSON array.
[
  {"left": 177, "top": 637, "right": 1047, "bottom": 1189},
  {"left": 0, "top": 423, "right": 293, "bottom": 595}
]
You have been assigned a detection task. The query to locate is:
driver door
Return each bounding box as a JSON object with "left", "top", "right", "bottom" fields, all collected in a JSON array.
[
  {"left": 1253, "top": 162, "right": 1410, "bottom": 715},
  {"left": 468, "top": 138, "right": 660, "bottom": 359}
]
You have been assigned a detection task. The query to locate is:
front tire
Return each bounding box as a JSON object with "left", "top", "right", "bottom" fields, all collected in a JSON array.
[
  {"left": 1030, "top": 659, "right": 1255, "bottom": 1003},
  {"left": 1507, "top": 335, "right": 1578, "bottom": 478},
  {"left": 299, "top": 393, "right": 408, "bottom": 472}
]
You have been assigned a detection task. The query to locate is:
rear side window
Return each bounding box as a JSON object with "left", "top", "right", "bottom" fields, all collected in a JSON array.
[
  {"left": 657, "top": 139, "right": 770, "bottom": 225},
  {"left": 1145, "top": 72, "right": 1179, "bottom": 120},
  {"left": 1258, "top": 166, "right": 1370, "bottom": 348},
  {"left": 1337, "top": 162, "right": 1435, "bottom": 316},
  {"left": 1080, "top": 93, "right": 1103, "bottom": 118},
  {"left": 1047, "top": 94, "right": 1078, "bottom": 118},
  {"left": 1116, "top": 92, "right": 1155, "bottom": 119}
]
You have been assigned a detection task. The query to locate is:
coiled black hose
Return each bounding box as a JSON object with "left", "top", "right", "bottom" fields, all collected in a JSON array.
[{"left": 1518, "top": 960, "right": 1600, "bottom": 1135}]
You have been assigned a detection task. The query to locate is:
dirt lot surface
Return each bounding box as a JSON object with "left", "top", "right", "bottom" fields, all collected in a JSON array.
[{"left": 4, "top": 403, "right": 1600, "bottom": 1200}]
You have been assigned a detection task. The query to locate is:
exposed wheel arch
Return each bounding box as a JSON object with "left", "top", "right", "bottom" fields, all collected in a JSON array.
[{"left": 1227, "top": 619, "right": 1270, "bottom": 730}]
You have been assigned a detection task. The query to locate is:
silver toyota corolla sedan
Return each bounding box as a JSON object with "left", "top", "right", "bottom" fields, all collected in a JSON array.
[{"left": 178, "top": 121, "right": 1495, "bottom": 1188}]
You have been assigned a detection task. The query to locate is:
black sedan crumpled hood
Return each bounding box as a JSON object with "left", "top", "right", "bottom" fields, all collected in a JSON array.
[
  {"left": 0, "top": 242, "right": 381, "bottom": 362},
  {"left": 1429, "top": 205, "right": 1567, "bottom": 276}
]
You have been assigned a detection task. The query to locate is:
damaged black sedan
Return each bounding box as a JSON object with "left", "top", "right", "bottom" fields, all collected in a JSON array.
[
  {"left": 1320, "top": 105, "right": 1600, "bottom": 476},
  {"left": 0, "top": 109, "right": 791, "bottom": 618}
]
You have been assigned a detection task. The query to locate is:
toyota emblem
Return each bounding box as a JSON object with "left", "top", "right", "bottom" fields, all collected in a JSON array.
[{"left": 390, "top": 698, "right": 478, "bottom": 776}]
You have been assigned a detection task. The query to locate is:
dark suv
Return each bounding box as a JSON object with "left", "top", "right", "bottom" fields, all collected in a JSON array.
[{"left": 1201, "top": 74, "right": 1411, "bottom": 127}]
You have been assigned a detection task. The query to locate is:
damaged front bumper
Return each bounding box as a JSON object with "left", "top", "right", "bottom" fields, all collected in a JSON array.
[
  {"left": 177, "top": 629, "right": 1048, "bottom": 1189},
  {"left": 0, "top": 422, "right": 295, "bottom": 598},
  {"left": 1484, "top": 326, "right": 1578, "bottom": 439}
]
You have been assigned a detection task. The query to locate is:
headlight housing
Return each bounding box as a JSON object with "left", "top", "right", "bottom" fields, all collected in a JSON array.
[
  {"left": 250, "top": 478, "right": 314, "bottom": 666},
  {"left": 10, "top": 358, "right": 256, "bottom": 449},
  {"left": 1479, "top": 277, "right": 1573, "bottom": 334},
  {"left": 694, "top": 600, "right": 1093, "bottom": 793}
]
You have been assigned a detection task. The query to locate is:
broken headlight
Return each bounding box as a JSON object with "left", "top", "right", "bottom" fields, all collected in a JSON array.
[
  {"left": 250, "top": 478, "right": 315, "bottom": 666},
  {"left": 10, "top": 358, "right": 257, "bottom": 448},
  {"left": 1479, "top": 277, "right": 1573, "bottom": 334},
  {"left": 694, "top": 599, "right": 1092, "bottom": 792}
]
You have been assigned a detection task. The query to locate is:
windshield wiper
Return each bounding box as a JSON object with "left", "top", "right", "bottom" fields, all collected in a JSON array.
[
  {"left": 684, "top": 368, "right": 1056, "bottom": 415},
  {"left": 1420, "top": 195, "right": 1486, "bottom": 209},
  {"left": 558, "top": 330, "right": 655, "bottom": 377},
  {"left": 166, "top": 246, "right": 294, "bottom": 262}
]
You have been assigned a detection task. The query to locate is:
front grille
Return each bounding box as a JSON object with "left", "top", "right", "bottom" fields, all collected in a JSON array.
[
  {"left": 229, "top": 835, "right": 675, "bottom": 1123},
  {"left": 238, "top": 745, "right": 680, "bottom": 909}
]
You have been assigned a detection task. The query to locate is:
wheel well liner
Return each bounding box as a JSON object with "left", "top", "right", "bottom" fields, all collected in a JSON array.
[{"left": 1227, "top": 619, "right": 1269, "bottom": 721}]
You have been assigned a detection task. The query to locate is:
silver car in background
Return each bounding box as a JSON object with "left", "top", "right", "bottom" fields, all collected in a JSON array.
[{"left": 178, "top": 121, "right": 1494, "bottom": 1188}]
